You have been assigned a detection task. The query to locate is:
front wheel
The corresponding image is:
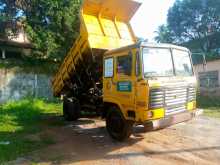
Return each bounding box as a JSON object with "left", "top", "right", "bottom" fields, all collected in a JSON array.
[{"left": 106, "top": 107, "right": 134, "bottom": 141}]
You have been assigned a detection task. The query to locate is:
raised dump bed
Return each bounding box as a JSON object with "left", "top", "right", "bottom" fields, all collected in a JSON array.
[{"left": 52, "top": 0, "right": 141, "bottom": 97}]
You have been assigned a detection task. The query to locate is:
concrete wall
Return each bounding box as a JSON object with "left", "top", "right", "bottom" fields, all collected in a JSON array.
[
  {"left": 194, "top": 59, "right": 220, "bottom": 96},
  {"left": 0, "top": 68, "right": 53, "bottom": 103}
]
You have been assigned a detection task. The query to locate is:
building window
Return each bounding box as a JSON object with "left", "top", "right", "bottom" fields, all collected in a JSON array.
[{"left": 199, "top": 71, "right": 219, "bottom": 88}]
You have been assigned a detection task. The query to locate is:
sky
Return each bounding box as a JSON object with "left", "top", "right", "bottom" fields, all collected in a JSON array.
[{"left": 131, "top": 0, "right": 175, "bottom": 42}]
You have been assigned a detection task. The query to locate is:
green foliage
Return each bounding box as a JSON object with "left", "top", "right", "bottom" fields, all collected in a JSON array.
[
  {"left": 24, "top": 0, "right": 82, "bottom": 59},
  {"left": 191, "top": 51, "right": 220, "bottom": 65},
  {"left": 197, "top": 95, "right": 220, "bottom": 119},
  {"left": 154, "top": 25, "right": 174, "bottom": 43},
  {"left": 167, "top": 0, "right": 220, "bottom": 52},
  {"left": 0, "top": 1, "right": 21, "bottom": 39},
  {"left": 0, "top": 0, "right": 82, "bottom": 60},
  {"left": 0, "top": 99, "right": 63, "bottom": 163},
  {"left": 0, "top": 57, "right": 59, "bottom": 75},
  {"left": 155, "top": 0, "right": 220, "bottom": 53}
]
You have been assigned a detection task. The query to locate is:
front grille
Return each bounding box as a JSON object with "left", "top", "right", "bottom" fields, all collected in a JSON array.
[
  {"left": 165, "top": 87, "right": 187, "bottom": 107},
  {"left": 149, "top": 85, "right": 196, "bottom": 116},
  {"left": 166, "top": 105, "right": 186, "bottom": 116},
  {"left": 188, "top": 86, "right": 196, "bottom": 101},
  {"left": 150, "top": 88, "right": 164, "bottom": 109}
]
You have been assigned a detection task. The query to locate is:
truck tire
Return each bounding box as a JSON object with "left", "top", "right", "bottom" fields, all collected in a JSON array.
[
  {"left": 106, "top": 107, "right": 134, "bottom": 141},
  {"left": 63, "top": 98, "right": 80, "bottom": 121}
]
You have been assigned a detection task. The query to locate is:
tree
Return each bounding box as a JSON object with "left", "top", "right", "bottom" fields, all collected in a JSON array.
[
  {"left": 167, "top": 0, "right": 220, "bottom": 52},
  {"left": 154, "top": 25, "right": 173, "bottom": 43},
  {"left": 0, "top": 0, "right": 82, "bottom": 60},
  {"left": 0, "top": 0, "right": 20, "bottom": 39}
]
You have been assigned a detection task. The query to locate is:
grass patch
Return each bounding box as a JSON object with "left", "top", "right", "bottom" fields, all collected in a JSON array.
[
  {"left": 197, "top": 95, "right": 220, "bottom": 119},
  {"left": 0, "top": 99, "right": 62, "bottom": 163}
]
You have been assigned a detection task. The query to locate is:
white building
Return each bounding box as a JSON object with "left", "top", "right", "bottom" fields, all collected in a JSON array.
[
  {"left": 194, "top": 58, "right": 220, "bottom": 96},
  {"left": 0, "top": 23, "right": 32, "bottom": 59}
]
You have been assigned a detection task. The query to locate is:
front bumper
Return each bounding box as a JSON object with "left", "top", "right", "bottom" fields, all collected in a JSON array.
[{"left": 144, "top": 109, "right": 203, "bottom": 131}]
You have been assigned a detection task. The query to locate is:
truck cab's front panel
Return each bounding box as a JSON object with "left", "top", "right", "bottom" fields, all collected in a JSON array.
[{"left": 136, "top": 77, "right": 197, "bottom": 123}]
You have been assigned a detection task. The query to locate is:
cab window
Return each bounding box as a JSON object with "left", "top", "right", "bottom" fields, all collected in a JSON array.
[
  {"left": 104, "top": 57, "right": 114, "bottom": 77},
  {"left": 117, "top": 54, "right": 132, "bottom": 76}
]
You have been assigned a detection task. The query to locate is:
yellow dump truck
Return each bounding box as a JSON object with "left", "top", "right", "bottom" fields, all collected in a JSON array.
[{"left": 52, "top": 0, "right": 198, "bottom": 141}]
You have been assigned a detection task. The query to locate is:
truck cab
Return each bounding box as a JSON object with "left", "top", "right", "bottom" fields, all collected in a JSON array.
[{"left": 103, "top": 42, "right": 197, "bottom": 140}]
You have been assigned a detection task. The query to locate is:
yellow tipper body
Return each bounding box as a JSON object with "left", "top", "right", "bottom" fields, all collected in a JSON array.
[{"left": 52, "top": 0, "right": 141, "bottom": 96}]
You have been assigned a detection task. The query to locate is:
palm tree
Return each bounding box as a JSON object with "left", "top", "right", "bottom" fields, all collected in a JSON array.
[{"left": 154, "top": 25, "right": 173, "bottom": 43}]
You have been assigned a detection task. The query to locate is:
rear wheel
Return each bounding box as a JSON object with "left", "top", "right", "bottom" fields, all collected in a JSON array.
[
  {"left": 63, "top": 98, "right": 80, "bottom": 121},
  {"left": 106, "top": 107, "right": 134, "bottom": 141}
]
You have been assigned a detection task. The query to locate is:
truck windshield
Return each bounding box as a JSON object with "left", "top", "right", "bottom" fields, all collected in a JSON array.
[
  {"left": 172, "top": 49, "right": 193, "bottom": 76},
  {"left": 143, "top": 48, "right": 173, "bottom": 77},
  {"left": 143, "top": 48, "right": 193, "bottom": 77}
]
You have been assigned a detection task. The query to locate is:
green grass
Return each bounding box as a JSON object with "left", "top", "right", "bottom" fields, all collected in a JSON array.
[
  {"left": 0, "top": 99, "right": 62, "bottom": 163},
  {"left": 197, "top": 95, "right": 220, "bottom": 119}
]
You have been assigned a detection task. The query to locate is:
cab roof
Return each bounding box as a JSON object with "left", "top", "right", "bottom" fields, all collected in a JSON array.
[{"left": 104, "top": 42, "right": 190, "bottom": 56}]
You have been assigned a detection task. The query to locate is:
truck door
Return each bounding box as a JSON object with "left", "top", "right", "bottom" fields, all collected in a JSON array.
[{"left": 113, "top": 51, "right": 136, "bottom": 118}]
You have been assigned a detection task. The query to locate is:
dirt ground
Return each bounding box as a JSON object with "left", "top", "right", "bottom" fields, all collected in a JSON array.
[{"left": 10, "top": 116, "right": 220, "bottom": 165}]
